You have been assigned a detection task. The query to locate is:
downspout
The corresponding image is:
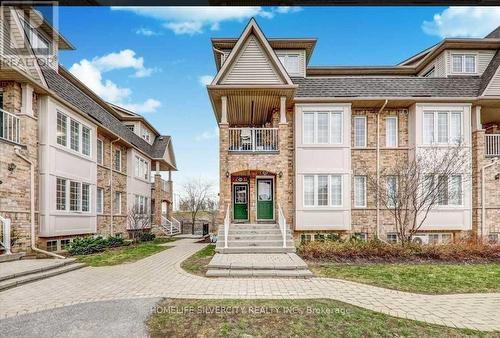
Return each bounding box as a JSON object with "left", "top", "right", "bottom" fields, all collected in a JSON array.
[
  {"left": 14, "top": 147, "right": 64, "bottom": 259},
  {"left": 376, "top": 99, "right": 388, "bottom": 240},
  {"left": 481, "top": 158, "right": 498, "bottom": 240},
  {"left": 110, "top": 137, "right": 120, "bottom": 236}
]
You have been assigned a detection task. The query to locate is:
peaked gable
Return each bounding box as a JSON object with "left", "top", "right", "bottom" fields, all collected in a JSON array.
[{"left": 212, "top": 18, "right": 293, "bottom": 86}]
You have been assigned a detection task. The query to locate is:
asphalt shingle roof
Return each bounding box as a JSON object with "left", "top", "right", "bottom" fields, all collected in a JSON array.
[
  {"left": 40, "top": 66, "right": 169, "bottom": 160},
  {"left": 292, "top": 77, "right": 481, "bottom": 98},
  {"left": 479, "top": 50, "right": 500, "bottom": 95}
]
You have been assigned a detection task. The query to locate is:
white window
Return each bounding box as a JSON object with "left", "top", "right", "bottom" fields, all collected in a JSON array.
[
  {"left": 96, "top": 188, "right": 103, "bottom": 214},
  {"left": 114, "top": 149, "right": 122, "bottom": 172},
  {"left": 278, "top": 54, "right": 300, "bottom": 74},
  {"left": 135, "top": 155, "right": 149, "bottom": 180},
  {"left": 354, "top": 176, "right": 367, "bottom": 208},
  {"left": 114, "top": 192, "right": 122, "bottom": 214},
  {"left": 82, "top": 126, "right": 91, "bottom": 156},
  {"left": 142, "top": 127, "right": 151, "bottom": 142},
  {"left": 97, "top": 139, "right": 103, "bottom": 165},
  {"left": 439, "top": 175, "right": 462, "bottom": 206},
  {"left": 70, "top": 119, "right": 80, "bottom": 152},
  {"left": 70, "top": 181, "right": 80, "bottom": 211},
  {"left": 304, "top": 175, "right": 315, "bottom": 207},
  {"left": 303, "top": 111, "right": 343, "bottom": 145},
  {"left": 354, "top": 116, "right": 367, "bottom": 147},
  {"left": 134, "top": 195, "right": 149, "bottom": 214},
  {"left": 82, "top": 183, "right": 90, "bottom": 212},
  {"left": 387, "top": 232, "right": 398, "bottom": 243},
  {"left": 125, "top": 124, "right": 135, "bottom": 132},
  {"left": 303, "top": 174, "right": 343, "bottom": 207},
  {"left": 385, "top": 116, "right": 398, "bottom": 147},
  {"left": 423, "top": 111, "right": 463, "bottom": 145},
  {"left": 386, "top": 176, "right": 397, "bottom": 207},
  {"left": 56, "top": 112, "right": 67, "bottom": 146},
  {"left": 56, "top": 178, "right": 67, "bottom": 211},
  {"left": 451, "top": 54, "right": 476, "bottom": 74}
]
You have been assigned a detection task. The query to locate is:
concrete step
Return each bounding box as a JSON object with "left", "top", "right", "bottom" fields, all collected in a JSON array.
[
  {"left": 223, "top": 229, "right": 284, "bottom": 236},
  {"left": 0, "top": 258, "right": 78, "bottom": 282},
  {"left": 230, "top": 224, "right": 280, "bottom": 230},
  {"left": 216, "top": 246, "right": 296, "bottom": 254},
  {"left": 220, "top": 234, "right": 293, "bottom": 241},
  {"left": 208, "top": 253, "right": 308, "bottom": 271},
  {"left": 0, "top": 262, "right": 86, "bottom": 291},
  {"left": 0, "top": 252, "right": 26, "bottom": 263},
  {"left": 223, "top": 240, "right": 295, "bottom": 248},
  {"left": 206, "top": 269, "right": 313, "bottom": 278}
]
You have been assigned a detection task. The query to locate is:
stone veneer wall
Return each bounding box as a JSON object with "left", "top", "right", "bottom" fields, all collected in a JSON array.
[
  {"left": 0, "top": 82, "right": 39, "bottom": 252},
  {"left": 217, "top": 110, "right": 294, "bottom": 229},
  {"left": 96, "top": 132, "right": 128, "bottom": 237}
]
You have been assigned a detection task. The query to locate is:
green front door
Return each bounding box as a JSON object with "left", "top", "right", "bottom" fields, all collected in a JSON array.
[
  {"left": 257, "top": 179, "right": 274, "bottom": 220},
  {"left": 233, "top": 184, "right": 248, "bottom": 221}
]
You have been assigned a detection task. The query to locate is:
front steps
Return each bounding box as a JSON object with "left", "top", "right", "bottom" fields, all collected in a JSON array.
[
  {"left": 0, "top": 258, "right": 85, "bottom": 291},
  {"left": 210, "top": 223, "right": 312, "bottom": 278}
]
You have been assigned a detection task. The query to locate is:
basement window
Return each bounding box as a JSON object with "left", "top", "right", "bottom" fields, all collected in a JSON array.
[{"left": 46, "top": 240, "right": 58, "bottom": 252}]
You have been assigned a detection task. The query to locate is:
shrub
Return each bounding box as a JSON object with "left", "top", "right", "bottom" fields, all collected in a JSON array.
[
  {"left": 298, "top": 239, "right": 500, "bottom": 263},
  {"left": 68, "top": 235, "right": 125, "bottom": 255},
  {"left": 139, "top": 232, "right": 156, "bottom": 242}
]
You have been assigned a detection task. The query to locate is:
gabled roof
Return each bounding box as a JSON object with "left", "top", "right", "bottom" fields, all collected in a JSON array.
[
  {"left": 211, "top": 18, "right": 294, "bottom": 86},
  {"left": 486, "top": 26, "right": 500, "bottom": 39},
  {"left": 108, "top": 103, "right": 162, "bottom": 137},
  {"left": 479, "top": 50, "right": 500, "bottom": 95},
  {"left": 40, "top": 66, "right": 176, "bottom": 170}
]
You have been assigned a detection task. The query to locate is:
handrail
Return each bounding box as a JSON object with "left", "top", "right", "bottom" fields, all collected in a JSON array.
[
  {"left": 171, "top": 217, "right": 181, "bottom": 233},
  {"left": 277, "top": 204, "right": 287, "bottom": 248},
  {"left": 228, "top": 127, "right": 279, "bottom": 152},
  {"left": 0, "top": 215, "right": 12, "bottom": 255},
  {"left": 485, "top": 134, "right": 500, "bottom": 157},
  {"left": 0, "top": 108, "right": 21, "bottom": 144},
  {"left": 224, "top": 204, "right": 230, "bottom": 248},
  {"left": 160, "top": 215, "right": 180, "bottom": 235}
]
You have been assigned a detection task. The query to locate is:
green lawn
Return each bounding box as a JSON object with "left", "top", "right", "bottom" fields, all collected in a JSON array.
[
  {"left": 310, "top": 262, "right": 500, "bottom": 294},
  {"left": 147, "top": 299, "right": 496, "bottom": 338},
  {"left": 180, "top": 244, "right": 215, "bottom": 276},
  {"left": 76, "top": 238, "right": 176, "bottom": 267}
]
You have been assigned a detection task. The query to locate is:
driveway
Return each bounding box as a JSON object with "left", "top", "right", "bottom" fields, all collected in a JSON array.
[{"left": 0, "top": 239, "right": 499, "bottom": 332}]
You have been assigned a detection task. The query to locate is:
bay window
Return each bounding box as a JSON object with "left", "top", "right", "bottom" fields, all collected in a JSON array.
[
  {"left": 303, "top": 111, "right": 343, "bottom": 145},
  {"left": 303, "top": 174, "right": 343, "bottom": 207},
  {"left": 70, "top": 181, "right": 80, "bottom": 211},
  {"left": 56, "top": 111, "right": 92, "bottom": 157},
  {"left": 70, "top": 120, "right": 80, "bottom": 152},
  {"left": 56, "top": 178, "right": 91, "bottom": 212},
  {"left": 56, "top": 112, "right": 67, "bottom": 146},
  {"left": 422, "top": 111, "right": 462, "bottom": 145},
  {"left": 56, "top": 178, "right": 67, "bottom": 211},
  {"left": 82, "top": 183, "right": 90, "bottom": 212}
]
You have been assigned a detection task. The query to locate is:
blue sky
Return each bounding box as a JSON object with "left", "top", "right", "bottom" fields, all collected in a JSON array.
[{"left": 56, "top": 6, "right": 500, "bottom": 194}]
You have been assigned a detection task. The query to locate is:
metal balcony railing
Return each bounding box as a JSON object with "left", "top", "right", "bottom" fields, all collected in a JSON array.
[
  {"left": 228, "top": 128, "right": 278, "bottom": 152},
  {"left": 485, "top": 134, "right": 500, "bottom": 157},
  {"left": 0, "top": 109, "right": 20, "bottom": 144}
]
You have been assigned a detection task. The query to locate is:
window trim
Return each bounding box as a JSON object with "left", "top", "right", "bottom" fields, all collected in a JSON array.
[
  {"left": 385, "top": 116, "right": 398, "bottom": 148},
  {"left": 450, "top": 53, "right": 477, "bottom": 74},
  {"left": 96, "top": 188, "right": 104, "bottom": 214},
  {"left": 114, "top": 148, "right": 122, "bottom": 172},
  {"left": 55, "top": 110, "right": 92, "bottom": 158},
  {"left": 303, "top": 174, "right": 343, "bottom": 208},
  {"left": 277, "top": 53, "right": 300, "bottom": 75},
  {"left": 422, "top": 110, "right": 463, "bottom": 146},
  {"left": 114, "top": 192, "right": 122, "bottom": 215},
  {"left": 353, "top": 115, "right": 367, "bottom": 148},
  {"left": 97, "top": 139, "right": 104, "bottom": 165},
  {"left": 56, "top": 177, "right": 91, "bottom": 213},
  {"left": 134, "top": 155, "right": 149, "bottom": 181},
  {"left": 302, "top": 111, "right": 344, "bottom": 145},
  {"left": 354, "top": 175, "right": 367, "bottom": 208}
]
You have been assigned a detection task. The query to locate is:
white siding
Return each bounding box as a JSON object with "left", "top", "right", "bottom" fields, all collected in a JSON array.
[
  {"left": 295, "top": 103, "right": 352, "bottom": 231},
  {"left": 483, "top": 67, "right": 500, "bottom": 96},
  {"left": 418, "top": 52, "right": 446, "bottom": 77},
  {"left": 222, "top": 35, "right": 283, "bottom": 85},
  {"left": 126, "top": 149, "right": 152, "bottom": 215},
  {"left": 275, "top": 49, "right": 306, "bottom": 77}
]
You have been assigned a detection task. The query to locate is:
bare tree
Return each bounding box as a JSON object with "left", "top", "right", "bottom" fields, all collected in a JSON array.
[
  {"left": 127, "top": 204, "right": 151, "bottom": 243},
  {"left": 205, "top": 197, "right": 219, "bottom": 231},
  {"left": 366, "top": 142, "right": 471, "bottom": 244},
  {"left": 180, "top": 178, "right": 213, "bottom": 234}
]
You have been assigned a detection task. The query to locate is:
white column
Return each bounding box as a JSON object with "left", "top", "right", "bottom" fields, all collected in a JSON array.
[
  {"left": 472, "top": 106, "right": 482, "bottom": 131},
  {"left": 220, "top": 96, "right": 228, "bottom": 125},
  {"left": 21, "top": 84, "right": 34, "bottom": 116},
  {"left": 168, "top": 170, "right": 172, "bottom": 181},
  {"left": 155, "top": 161, "right": 160, "bottom": 175},
  {"left": 279, "top": 96, "right": 287, "bottom": 124}
]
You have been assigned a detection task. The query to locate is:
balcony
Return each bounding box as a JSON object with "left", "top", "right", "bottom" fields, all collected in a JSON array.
[
  {"left": 485, "top": 134, "right": 500, "bottom": 157},
  {"left": 228, "top": 128, "right": 278, "bottom": 153},
  {"left": 0, "top": 109, "right": 20, "bottom": 144}
]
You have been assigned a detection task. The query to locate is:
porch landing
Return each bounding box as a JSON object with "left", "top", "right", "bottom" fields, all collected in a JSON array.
[{"left": 206, "top": 253, "right": 312, "bottom": 278}]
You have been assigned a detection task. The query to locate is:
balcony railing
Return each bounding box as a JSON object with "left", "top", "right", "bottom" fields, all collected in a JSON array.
[
  {"left": 228, "top": 128, "right": 278, "bottom": 152},
  {"left": 0, "top": 109, "right": 20, "bottom": 144},
  {"left": 485, "top": 134, "right": 500, "bottom": 157}
]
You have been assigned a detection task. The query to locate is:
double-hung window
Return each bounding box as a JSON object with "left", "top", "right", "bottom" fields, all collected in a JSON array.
[
  {"left": 70, "top": 181, "right": 81, "bottom": 211},
  {"left": 423, "top": 111, "right": 463, "bottom": 145},
  {"left": 134, "top": 195, "right": 149, "bottom": 214},
  {"left": 354, "top": 176, "right": 367, "bottom": 208},
  {"left": 56, "top": 178, "right": 91, "bottom": 212},
  {"left": 385, "top": 116, "right": 398, "bottom": 147},
  {"left": 96, "top": 188, "right": 104, "bottom": 214},
  {"left": 97, "top": 139, "right": 103, "bottom": 165},
  {"left": 354, "top": 116, "right": 367, "bottom": 147},
  {"left": 82, "top": 126, "right": 91, "bottom": 156},
  {"left": 303, "top": 174, "right": 343, "bottom": 207},
  {"left": 56, "top": 111, "right": 91, "bottom": 157},
  {"left": 70, "top": 120, "right": 80, "bottom": 152},
  {"left": 56, "top": 112, "right": 67, "bottom": 146},
  {"left": 386, "top": 176, "right": 397, "bottom": 208},
  {"left": 452, "top": 54, "right": 476, "bottom": 74},
  {"left": 437, "top": 174, "right": 462, "bottom": 206},
  {"left": 114, "top": 192, "right": 122, "bottom": 214},
  {"left": 135, "top": 155, "right": 149, "bottom": 180},
  {"left": 114, "top": 149, "right": 122, "bottom": 172},
  {"left": 303, "top": 111, "right": 343, "bottom": 145},
  {"left": 56, "top": 178, "right": 67, "bottom": 211}
]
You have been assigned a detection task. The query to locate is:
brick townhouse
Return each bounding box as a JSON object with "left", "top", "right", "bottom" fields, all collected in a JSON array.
[
  {"left": 208, "top": 19, "right": 500, "bottom": 250},
  {"left": 0, "top": 6, "right": 177, "bottom": 255}
]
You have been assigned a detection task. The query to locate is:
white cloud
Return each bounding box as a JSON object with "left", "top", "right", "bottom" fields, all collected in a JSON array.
[
  {"left": 199, "top": 75, "right": 214, "bottom": 86},
  {"left": 112, "top": 6, "right": 300, "bottom": 35},
  {"left": 69, "top": 50, "right": 161, "bottom": 114},
  {"left": 275, "top": 7, "right": 302, "bottom": 14},
  {"left": 135, "top": 27, "right": 159, "bottom": 36},
  {"left": 195, "top": 127, "right": 219, "bottom": 141},
  {"left": 422, "top": 7, "right": 500, "bottom": 38}
]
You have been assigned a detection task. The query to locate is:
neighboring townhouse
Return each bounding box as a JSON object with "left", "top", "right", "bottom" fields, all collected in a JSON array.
[
  {"left": 0, "top": 7, "right": 177, "bottom": 255},
  {"left": 208, "top": 19, "right": 500, "bottom": 246}
]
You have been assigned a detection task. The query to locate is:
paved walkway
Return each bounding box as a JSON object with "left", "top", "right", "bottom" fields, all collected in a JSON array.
[{"left": 1, "top": 239, "right": 499, "bottom": 332}]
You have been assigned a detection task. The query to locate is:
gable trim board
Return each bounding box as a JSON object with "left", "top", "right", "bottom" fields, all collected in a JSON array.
[
  {"left": 212, "top": 18, "right": 293, "bottom": 86},
  {"left": 483, "top": 66, "right": 500, "bottom": 96}
]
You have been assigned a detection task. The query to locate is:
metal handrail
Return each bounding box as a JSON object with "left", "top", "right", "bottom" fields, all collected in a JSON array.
[
  {"left": 171, "top": 217, "right": 181, "bottom": 233},
  {"left": 0, "top": 108, "right": 21, "bottom": 144},
  {"left": 224, "top": 204, "right": 230, "bottom": 248},
  {"left": 277, "top": 204, "right": 287, "bottom": 248},
  {"left": 0, "top": 215, "right": 12, "bottom": 254},
  {"left": 485, "top": 134, "right": 500, "bottom": 157},
  {"left": 228, "top": 127, "right": 279, "bottom": 152}
]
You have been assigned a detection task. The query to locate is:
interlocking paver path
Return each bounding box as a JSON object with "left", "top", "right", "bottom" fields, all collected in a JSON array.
[{"left": 1, "top": 239, "right": 499, "bottom": 332}]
